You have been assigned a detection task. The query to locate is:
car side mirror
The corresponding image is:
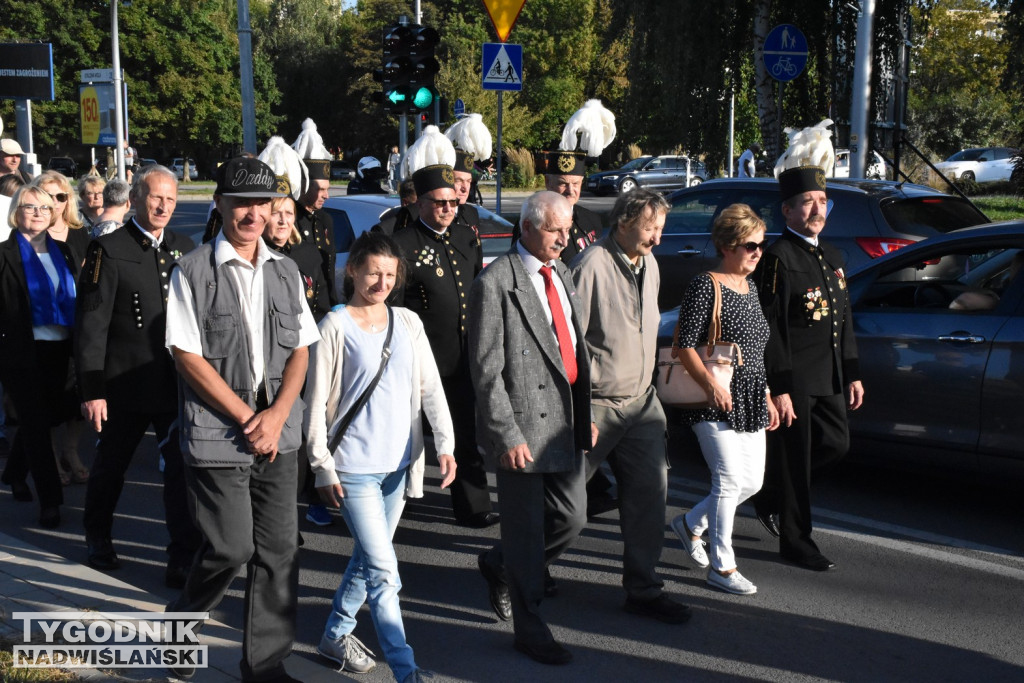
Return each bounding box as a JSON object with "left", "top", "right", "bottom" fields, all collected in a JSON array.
[{"left": 977, "top": 157, "right": 988, "bottom": 162}]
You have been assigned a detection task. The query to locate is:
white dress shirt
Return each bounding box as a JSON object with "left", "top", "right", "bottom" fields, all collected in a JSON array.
[{"left": 516, "top": 241, "right": 577, "bottom": 348}]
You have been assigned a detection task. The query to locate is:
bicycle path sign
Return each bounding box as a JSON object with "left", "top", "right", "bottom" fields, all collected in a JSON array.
[
  {"left": 764, "top": 24, "right": 807, "bottom": 82},
  {"left": 482, "top": 43, "right": 522, "bottom": 92}
]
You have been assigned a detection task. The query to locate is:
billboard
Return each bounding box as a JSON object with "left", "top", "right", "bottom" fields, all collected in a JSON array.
[
  {"left": 80, "top": 83, "right": 126, "bottom": 146},
  {"left": 0, "top": 43, "right": 54, "bottom": 100}
]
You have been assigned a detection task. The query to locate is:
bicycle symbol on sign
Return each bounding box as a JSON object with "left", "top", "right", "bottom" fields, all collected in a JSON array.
[{"left": 771, "top": 57, "right": 798, "bottom": 78}]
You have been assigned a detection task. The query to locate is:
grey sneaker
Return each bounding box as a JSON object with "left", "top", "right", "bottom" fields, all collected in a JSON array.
[
  {"left": 707, "top": 568, "right": 757, "bottom": 595},
  {"left": 403, "top": 669, "right": 435, "bottom": 683},
  {"left": 317, "top": 633, "right": 377, "bottom": 673}
]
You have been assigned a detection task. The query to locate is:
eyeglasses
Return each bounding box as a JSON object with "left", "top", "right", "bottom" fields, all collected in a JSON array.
[
  {"left": 429, "top": 198, "right": 459, "bottom": 208},
  {"left": 51, "top": 192, "right": 69, "bottom": 202},
  {"left": 738, "top": 240, "right": 769, "bottom": 253},
  {"left": 19, "top": 204, "right": 54, "bottom": 215}
]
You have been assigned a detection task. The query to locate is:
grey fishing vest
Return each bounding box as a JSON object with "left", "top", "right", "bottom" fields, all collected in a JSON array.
[{"left": 173, "top": 242, "right": 306, "bottom": 466}]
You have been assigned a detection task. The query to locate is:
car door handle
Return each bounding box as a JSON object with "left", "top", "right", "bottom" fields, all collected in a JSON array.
[
  {"left": 677, "top": 249, "right": 702, "bottom": 255},
  {"left": 938, "top": 334, "right": 986, "bottom": 344}
]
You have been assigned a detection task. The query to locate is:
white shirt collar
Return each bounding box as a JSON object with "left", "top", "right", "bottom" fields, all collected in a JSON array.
[
  {"left": 132, "top": 218, "right": 163, "bottom": 247},
  {"left": 213, "top": 232, "right": 281, "bottom": 270},
  {"left": 517, "top": 240, "right": 558, "bottom": 275},
  {"left": 786, "top": 226, "right": 818, "bottom": 247},
  {"left": 418, "top": 218, "right": 448, "bottom": 236}
]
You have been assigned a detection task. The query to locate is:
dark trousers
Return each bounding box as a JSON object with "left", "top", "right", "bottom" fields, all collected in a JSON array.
[
  {"left": 585, "top": 387, "right": 668, "bottom": 600},
  {"left": 83, "top": 409, "right": 200, "bottom": 565},
  {"left": 1, "top": 339, "right": 71, "bottom": 509},
  {"left": 485, "top": 458, "right": 586, "bottom": 645},
  {"left": 441, "top": 370, "right": 492, "bottom": 521},
  {"left": 758, "top": 392, "right": 849, "bottom": 558},
  {"left": 169, "top": 452, "right": 299, "bottom": 682}
]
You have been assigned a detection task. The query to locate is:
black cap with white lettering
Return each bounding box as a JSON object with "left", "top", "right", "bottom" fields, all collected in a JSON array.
[{"left": 215, "top": 157, "right": 288, "bottom": 198}]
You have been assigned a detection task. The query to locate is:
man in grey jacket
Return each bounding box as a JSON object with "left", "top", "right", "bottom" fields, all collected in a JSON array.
[
  {"left": 469, "top": 191, "right": 596, "bottom": 666},
  {"left": 570, "top": 189, "right": 690, "bottom": 625}
]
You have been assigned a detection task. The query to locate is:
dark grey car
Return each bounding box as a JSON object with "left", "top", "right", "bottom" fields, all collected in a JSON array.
[
  {"left": 654, "top": 178, "right": 989, "bottom": 310},
  {"left": 657, "top": 222, "right": 1024, "bottom": 479}
]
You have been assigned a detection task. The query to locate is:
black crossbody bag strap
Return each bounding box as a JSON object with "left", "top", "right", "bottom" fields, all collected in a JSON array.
[{"left": 326, "top": 305, "right": 394, "bottom": 453}]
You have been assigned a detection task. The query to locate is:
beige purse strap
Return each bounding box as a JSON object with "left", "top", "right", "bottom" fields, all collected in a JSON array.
[{"left": 705, "top": 272, "right": 723, "bottom": 353}]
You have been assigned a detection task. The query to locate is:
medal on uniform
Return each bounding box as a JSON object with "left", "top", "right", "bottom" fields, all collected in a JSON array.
[{"left": 436, "top": 266, "right": 444, "bottom": 277}]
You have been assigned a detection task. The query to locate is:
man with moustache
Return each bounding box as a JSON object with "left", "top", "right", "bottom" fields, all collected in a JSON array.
[
  {"left": 753, "top": 164, "right": 865, "bottom": 572},
  {"left": 569, "top": 188, "right": 690, "bottom": 624},
  {"left": 164, "top": 157, "right": 318, "bottom": 681},
  {"left": 388, "top": 164, "right": 496, "bottom": 528},
  {"left": 76, "top": 164, "right": 199, "bottom": 586},
  {"left": 295, "top": 157, "right": 340, "bottom": 304},
  {"left": 470, "top": 191, "right": 596, "bottom": 665}
]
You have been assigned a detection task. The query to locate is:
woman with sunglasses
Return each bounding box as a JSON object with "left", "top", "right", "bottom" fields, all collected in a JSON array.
[
  {"left": 669, "top": 203, "right": 780, "bottom": 595},
  {"left": 31, "top": 171, "right": 91, "bottom": 485},
  {"left": 0, "top": 186, "right": 80, "bottom": 527}
]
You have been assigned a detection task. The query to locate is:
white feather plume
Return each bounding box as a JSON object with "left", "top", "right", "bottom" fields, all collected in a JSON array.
[
  {"left": 258, "top": 136, "right": 308, "bottom": 201},
  {"left": 444, "top": 113, "right": 493, "bottom": 161},
  {"left": 291, "top": 118, "right": 331, "bottom": 161},
  {"left": 774, "top": 118, "right": 836, "bottom": 178},
  {"left": 559, "top": 99, "right": 616, "bottom": 157},
  {"left": 401, "top": 125, "right": 456, "bottom": 178}
]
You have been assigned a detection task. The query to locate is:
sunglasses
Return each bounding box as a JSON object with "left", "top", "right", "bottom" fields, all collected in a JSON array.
[
  {"left": 51, "top": 192, "right": 69, "bottom": 202},
  {"left": 429, "top": 198, "right": 459, "bottom": 208},
  {"left": 738, "top": 240, "right": 769, "bottom": 253}
]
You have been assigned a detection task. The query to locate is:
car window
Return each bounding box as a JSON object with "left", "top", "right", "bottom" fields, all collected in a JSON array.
[
  {"left": 880, "top": 197, "right": 989, "bottom": 237},
  {"left": 322, "top": 208, "right": 354, "bottom": 249},
  {"left": 729, "top": 190, "right": 786, "bottom": 233},
  {"left": 991, "top": 148, "right": 1009, "bottom": 161},
  {"left": 948, "top": 149, "right": 983, "bottom": 162},
  {"left": 664, "top": 189, "right": 732, "bottom": 235},
  {"left": 647, "top": 158, "right": 663, "bottom": 170}
]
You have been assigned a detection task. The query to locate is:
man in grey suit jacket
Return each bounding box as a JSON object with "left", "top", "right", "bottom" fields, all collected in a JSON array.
[{"left": 468, "top": 191, "right": 596, "bottom": 666}]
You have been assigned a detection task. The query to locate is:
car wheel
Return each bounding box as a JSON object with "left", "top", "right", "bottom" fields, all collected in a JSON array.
[
  {"left": 961, "top": 170, "right": 976, "bottom": 182},
  {"left": 688, "top": 177, "right": 703, "bottom": 187},
  {"left": 618, "top": 177, "right": 638, "bottom": 195}
]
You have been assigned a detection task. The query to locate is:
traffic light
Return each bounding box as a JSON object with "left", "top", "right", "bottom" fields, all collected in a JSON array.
[{"left": 379, "top": 20, "right": 439, "bottom": 115}]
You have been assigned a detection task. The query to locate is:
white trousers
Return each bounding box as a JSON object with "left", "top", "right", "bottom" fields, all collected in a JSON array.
[{"left": 685, "top": 421, "right": 766, "bottom": 572}]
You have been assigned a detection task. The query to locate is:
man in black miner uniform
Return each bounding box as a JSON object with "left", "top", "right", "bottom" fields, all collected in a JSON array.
[
  {"left": 296, "top": 157, "right": 344, "bottom": 304},
  {"left": 753, "top": 165, "right": 865, "bottom": 572},
  {"left": 77, "top": 164, "right": 200, "bottom": 587},
  {"left": 389, "top": 164, "right": 497, "bottom": 528},
  {"left": 452, "top": 150, "right": 482, "bottom": 236}
]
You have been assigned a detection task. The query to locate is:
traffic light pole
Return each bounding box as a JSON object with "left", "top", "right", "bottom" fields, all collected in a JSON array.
[{"left": 399, "top": 113, "right": 408, "bottom": 163}]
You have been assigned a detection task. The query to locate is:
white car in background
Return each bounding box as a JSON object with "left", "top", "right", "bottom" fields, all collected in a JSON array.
[
  {"left": 931, "top": 147, "right": 1020, "bottom": 184},
  {"left": 833, "top": 148, "right": 888, "bottom": 180},
  {"left": 168, "top": 158, "right": 199, "bottom": 181}
]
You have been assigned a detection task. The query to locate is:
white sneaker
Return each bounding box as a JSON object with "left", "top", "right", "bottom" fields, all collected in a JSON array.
[
  {"left": 317, "top": 633, "right": 377, "bottom": 673},
  {"left": 707, "top": 569, "right": 757, "bottom": 595},
  {"left": 670, "top": 514, "right": 709, "bottom": 568}
]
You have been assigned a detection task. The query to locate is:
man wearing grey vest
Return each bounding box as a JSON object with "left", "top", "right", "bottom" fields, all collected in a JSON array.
[{"left": 164, "top": 157, "right": 319, "bottom": 682}]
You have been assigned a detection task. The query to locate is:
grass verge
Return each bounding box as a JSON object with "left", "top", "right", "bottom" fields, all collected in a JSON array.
[{"left": 972, "top": 195, "right": 1024, "bottom": 222}]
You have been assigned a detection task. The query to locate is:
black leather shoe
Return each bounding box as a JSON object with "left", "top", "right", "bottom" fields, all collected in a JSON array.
[
  {"left": 513, "top": 638, "right": 572, "bottom": 665},
  {"left": 477, "top": 552, "right": 512, "bottom": 621},
  {"left": 39, "top": 506, "right": 60, "bottom": 529},
  {"left": 87, "top": 537, "right": 121, "bottom": 571},
  {"left": 165, "top": 563, "right": 190, "bottom": 589},
  {"left": 782, "top": 551, "right": 836, "bottom": 572},
  {"left": 10, "top": 481, "right": 32, "bottom": 502},
  {"left": 544, "top": 568, "right": 558, "bottom": 598},
  {"left": 624, "top": 594, "right": 692, "bottom": 624},
  {"left": 755, "top": 510, "right": 780, "bottom": 538},
  {"left": 458, "top": 512, "right": 500, "bottom": 529}
]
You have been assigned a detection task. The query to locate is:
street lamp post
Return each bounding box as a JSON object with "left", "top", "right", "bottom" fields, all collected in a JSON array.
[{"left": 111, "top": 0, "right": 126, "bottom": 181}]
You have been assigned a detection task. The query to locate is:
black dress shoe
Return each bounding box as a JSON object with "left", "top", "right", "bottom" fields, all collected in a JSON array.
[
  {"left": 544, "top": 568, "right": 558, "bottom": 598},
  {"left": 458, "top": 512, "right": 500, "bottom": 529},
  {"left": 513, "top": 638, "right": 572, "bottom": 665},
  {"left": 624, "top": 594, "right": 692, "bottom": 624},
  {"left": 39, "top": 506, "right": 60, "bottom": 529},
  {"left": 782, "top": 551, "right": 836, "bottom": 572},
  {"left": 87, "top": 537, "right": 121, "bottom": 571},
  {"left": 10, "top": 481, "right": 32, "bottom": 502},
  {"left": 165, "top": 563, "right": 190, "bottom": 589},
  {"left": 755, "top": 509, "right": 780, "bottom": 538},
  {"left": 477, "top": 552, "right": 512, "bottom": 621}
]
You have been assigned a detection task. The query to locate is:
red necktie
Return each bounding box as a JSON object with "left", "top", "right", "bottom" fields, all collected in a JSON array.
[{"left": 539, "top": 265, "right": 578, "bottom": 385}]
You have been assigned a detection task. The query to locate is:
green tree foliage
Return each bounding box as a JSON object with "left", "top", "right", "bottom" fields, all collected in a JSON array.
[{"left": 908, "top": 0, "right": 1018, "bottom": 158}]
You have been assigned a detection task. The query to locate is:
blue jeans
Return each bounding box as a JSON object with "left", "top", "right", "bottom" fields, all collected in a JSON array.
[{"left": 324, "top": 468, "right": 416, "bottom": 681}]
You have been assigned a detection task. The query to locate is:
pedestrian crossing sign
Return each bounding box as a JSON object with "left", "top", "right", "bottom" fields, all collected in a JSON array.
[{"left": 482, "top": 43, "right": 523, "bottom": 92}]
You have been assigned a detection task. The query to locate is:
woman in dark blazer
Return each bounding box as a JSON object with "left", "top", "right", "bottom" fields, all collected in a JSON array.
[{"left": 0, "top": 186, "right": 80, "bottom": 528}]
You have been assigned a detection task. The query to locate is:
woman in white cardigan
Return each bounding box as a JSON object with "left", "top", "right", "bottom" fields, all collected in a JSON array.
[{"left": 305, "top": 232, "right": 456, "bottom": 683}]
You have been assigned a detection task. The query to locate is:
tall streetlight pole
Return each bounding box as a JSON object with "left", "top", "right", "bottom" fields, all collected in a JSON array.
[
  {"left": 111, "top": 0, "right": 126, "bottom": 181},
  {"left": 237, "top": 0, "right": 257, "bottom": 154}
]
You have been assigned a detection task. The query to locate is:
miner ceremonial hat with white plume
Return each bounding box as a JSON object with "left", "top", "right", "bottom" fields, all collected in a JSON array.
[
  {"left": 774, "top": 118, "right": 836, "bottom": 202},
  {"left": 545, "top": 99, "right": 616, "bottom": 176},
  {"left": 291, "top": 118, "right": 331, "bottom": 181},
  {"left": 401, "top": 124, "right": 456, "bottom": 180},
  {"left": 258, "top": 136, "right": 308, "bottom": 201},
  {"left": 445, "top": 113, "right": 493, "bottom": 175}
]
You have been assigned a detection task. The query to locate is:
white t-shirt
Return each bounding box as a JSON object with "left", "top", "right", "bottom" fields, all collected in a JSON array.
[{"left": 738, "top": 148, "right": 757, "bottom": 178}]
